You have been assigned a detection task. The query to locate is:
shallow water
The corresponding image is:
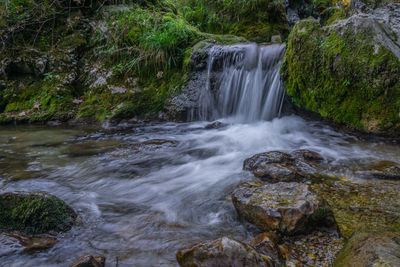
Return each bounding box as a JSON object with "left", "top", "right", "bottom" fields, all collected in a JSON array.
[{"left": 0, "top": 116, "right": 400, "bottom": 266}]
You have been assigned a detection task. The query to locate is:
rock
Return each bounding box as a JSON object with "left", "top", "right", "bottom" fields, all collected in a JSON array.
[
  {"left": 0, "top": 232, "right": 58, "bottom": 256},
  {"left": 176, "top": 237, "right": 273, "bottom": 267},
  {"left": 355, "top": 160, "right": 400, "bottom": 180},
  {"left": 6, "top": 233, "right": 58, "bottom": 253},
  {"left": 243, "top": 151, "right": 319, "bottom": 182},
  {"left": 250, "top": 232, "right": 282, "bottom": 265},
  {"left": 334, "top": 231, "right": 400, "bottom": 266},
  {"left": 281, "top": 2, "right": 400, "bottom": 135},
  {"left": 70, "top": 254, "right": 106, "bottom": 267},
  {"left": 291, "top": 149, "right": 324, "bottom": 163},
  {"left": 232, "top": 182, "right": 335, "bottom": 234},
  {"left": 204, "top": 121, "right": 227, "bottom": 129},
  {"left": 0, "top": 191, "right": 77, "bottom": 234},
  {"left": 312, "top": 178, "right": 400, "bottom": 238}
]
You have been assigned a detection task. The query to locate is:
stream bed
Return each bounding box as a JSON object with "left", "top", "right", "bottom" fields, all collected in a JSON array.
[{"left": 0, "top": 115, "right": 400, "bottom": 266}]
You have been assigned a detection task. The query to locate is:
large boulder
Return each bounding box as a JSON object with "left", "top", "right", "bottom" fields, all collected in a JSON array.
[
  {"left": 232, "top": 182, "right": 335, "bottom": 234},
  {"left": 312, "top": 177, "right": 400, "bottom": 238},
  {"left": 0, "top": 191, "right": 77, "bottom": 234},
  {"left": 243, "top": 150, "right": 322, "bottom": 183},
  {"left": 176, "top": 237, "right": 273, "bottom": 267},
  {"left": 281, "top": 2, "right": 400, "bottom": 135},
  {"left": 334, "top": 231, "right": 400, "bottom": 266}
]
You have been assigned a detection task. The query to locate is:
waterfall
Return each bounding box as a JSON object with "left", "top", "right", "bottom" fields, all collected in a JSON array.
[{"left": 192, "top": 43, "right": 286, "bottom": 122}]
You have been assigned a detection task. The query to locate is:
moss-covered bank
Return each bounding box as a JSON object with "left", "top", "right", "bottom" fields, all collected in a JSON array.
[{"left": 281, "top": 14, "right": 400, "bottom": 134}]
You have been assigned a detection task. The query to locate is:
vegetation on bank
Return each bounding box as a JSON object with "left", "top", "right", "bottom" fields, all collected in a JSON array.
[{"left": 0, "top": 0, "right": 356, "bottom": 124}]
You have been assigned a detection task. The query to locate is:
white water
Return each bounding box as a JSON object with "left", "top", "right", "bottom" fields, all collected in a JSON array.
[{"left": 193, "top": 43, "right": 286, "bottom": 122}]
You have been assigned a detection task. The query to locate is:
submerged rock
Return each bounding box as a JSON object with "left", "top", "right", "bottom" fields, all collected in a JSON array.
[
  {"left": 176, "top": 237, "right": 273, "bottom": 267},
  {"left": 355, "top": 160, "right": 400, "bottom": 180},
  {"left": 232, "top": 182, "right": 335, "bottom": 234},
  {"left": 204, "top": 121, "right": 227, "bottom": 130},
  {"left": 70, "top": 254, "right": 106, "bottom": 267},
  {"left": 243, "top": 150, "right": 323, "bottom": 183},
  {"left": 334, "top": 231, "right": 400, "bottom": 266},
  {"left": 0, "top": 232, "right": 58, "bottom": 256},
  {"left": 0, "top": 192, "right": 77, "bottom": 234}
]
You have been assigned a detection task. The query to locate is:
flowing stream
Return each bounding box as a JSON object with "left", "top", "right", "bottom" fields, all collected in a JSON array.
[{"left": 0, "top": 44, "right": 400, "bottom": 266}]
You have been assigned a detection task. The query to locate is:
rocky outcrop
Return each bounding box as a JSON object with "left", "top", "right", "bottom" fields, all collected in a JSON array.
[
  {"left": 243, "top": 150, "right": 323, "bottom": 183},
  {"left": 0, "top": 191, "right": 77, "bottom": 234},
  {"left": 334, "top": 231, "right": 400, "bottom": 266},
  {"left": 281, "top": 1, "right": 400, "bottom": 135},
  {"left": 176, "top": 237, "right": 273, "bottom": 267},
  {"left": 232, "top": 182, "right": 335, "bottom": 234},
  {"left": 312, "top": 178, "right": 400, "bottom": 238}
]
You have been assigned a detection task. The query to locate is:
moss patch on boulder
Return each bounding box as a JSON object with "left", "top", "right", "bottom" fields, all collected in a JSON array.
[
  {"left": 0, "top": 191, "right": 77, "bottom": 235},
  {"left": 281, "top": 16, "right": 400, "bottom": 134}
]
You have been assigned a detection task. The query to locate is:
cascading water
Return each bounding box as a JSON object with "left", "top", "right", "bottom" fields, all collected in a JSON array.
[{"left": 193, "top": 43, "right": 286, "bottom": 122}]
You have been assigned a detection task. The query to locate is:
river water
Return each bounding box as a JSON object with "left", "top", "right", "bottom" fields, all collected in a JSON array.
[{"left": 0, "top": 116, "right": 400, "bottom": 266}]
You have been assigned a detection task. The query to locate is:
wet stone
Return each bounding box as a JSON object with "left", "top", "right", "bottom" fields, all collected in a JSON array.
[
  {"left": 243, "top": 150, "right": 322, "bottom": 183},
  {"left": 70, "top": 254, "right": 106, "bottom": 267},
  {"left": 176, "top": 237, "right": 273, "bottom": 267},
  {"left": 204, "top": 121, "right": 227, "bottom": 129},
  {"left": 232, "top": 182, "right": 335, "bottom": 234},
  {"left": 355, "top": 160, "right": 400, "bottom": 180},
  {"left": 0, "top": 232, "right": 58, "bottom": 256}
]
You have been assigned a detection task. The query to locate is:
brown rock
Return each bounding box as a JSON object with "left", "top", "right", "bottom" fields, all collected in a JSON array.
[{"left": 70, "top": 254, "right": 106, "bottom": 267}]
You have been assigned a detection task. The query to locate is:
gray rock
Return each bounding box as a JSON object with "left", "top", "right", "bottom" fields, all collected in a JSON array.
[
  {"left": 232, "top": 182, "right": 335, "bottom": 234},
  {"left": 243, "top": 150, "right": 322, "bottom": 183},
  {"left": 176, "top": 237, "right": 273, "bottom": 267}
]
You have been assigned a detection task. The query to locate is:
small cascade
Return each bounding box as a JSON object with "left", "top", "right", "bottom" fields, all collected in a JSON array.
[{"left": 192, "top": 43, "right": 286, "bottom": 122}]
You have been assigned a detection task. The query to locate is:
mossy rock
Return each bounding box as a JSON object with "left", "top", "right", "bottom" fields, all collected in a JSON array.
[
  {"left": 0, "top": 191, "right": 77, "bottom": 235},
  {"left": 312, "top": 178, "right": 400, "bottom": 238},
  {"left": 281, "top": 15, "right": 400, "bottom": 134},
  {"left": 334, "top": 231, "right": 400, "bottom": 266}
]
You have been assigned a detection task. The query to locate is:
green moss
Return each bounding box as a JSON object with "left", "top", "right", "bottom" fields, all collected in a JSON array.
[
  {"left": 0, "top": 192, "right": 77, "bottom": 235},
  {"left": 312, "top": 178, "right": 400, "bottom": 238},
  {"left": 281, "top": 18, "right": 400, "bottom": 134}
]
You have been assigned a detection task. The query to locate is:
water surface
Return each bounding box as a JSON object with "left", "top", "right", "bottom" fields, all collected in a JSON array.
[{"left": 1, "top": 116, "right": 400, "bottom": 266}]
